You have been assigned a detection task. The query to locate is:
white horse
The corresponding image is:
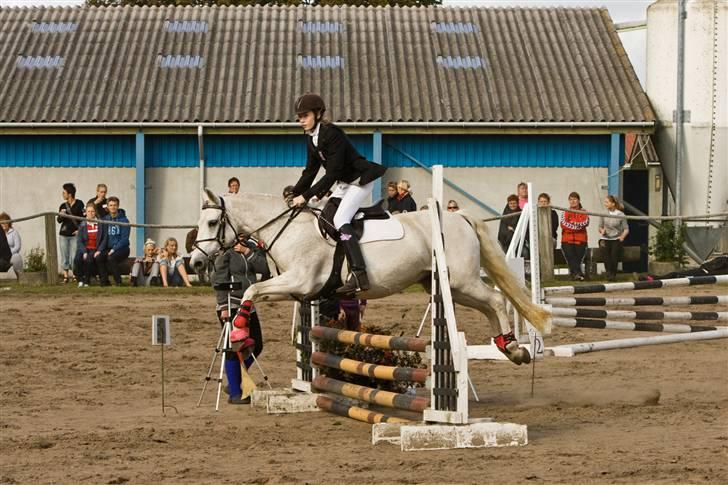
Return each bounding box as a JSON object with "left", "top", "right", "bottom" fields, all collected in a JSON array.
[{"left": 190, "top": 190, "right": 550, "bottom": 365}]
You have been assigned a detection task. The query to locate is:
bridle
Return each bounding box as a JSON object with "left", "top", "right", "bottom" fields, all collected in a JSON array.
[{"left": 193, "top": 197, "right": 305, "bottom": 268}]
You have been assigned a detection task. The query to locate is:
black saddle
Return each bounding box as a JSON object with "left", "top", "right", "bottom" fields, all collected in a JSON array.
[
  {"left": 313, "top": 197, "right": 390, "bottom": 300},
  {"left": 318, "top": 197, "right": 389, "bottom": 241}
]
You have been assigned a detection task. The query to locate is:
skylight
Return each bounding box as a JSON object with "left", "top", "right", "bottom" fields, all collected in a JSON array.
[
  {"left": 431, "top": 22, "right": 478, "bottom": 34},
  {"left": 30, "top": 21, "right": 78, "bottom": 33},
  {"left": 163, "top": 20, "right": 208, "bottom": 33},
  {"left": 16, "top": 55, "right": 64, "bottom": 69},
  {"left": 156, "top": 55, "right": 204, "bottom": 69},
  {"left": 436, "top": 56, "right": 484, "bottom": 69},
  {"left": 298, "top": 21, "right": 344, "bottom": 33},
  {"left": 297, "top": 55, "right": 345, "bottom": 69}
]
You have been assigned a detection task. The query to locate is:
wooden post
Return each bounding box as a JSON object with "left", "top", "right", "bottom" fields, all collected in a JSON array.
[
  {"left": 44, "top": 213, "right": 59, "bottom": 285},
  {"left": 537, "top": 206, "right": 554, "bottom": 281}
]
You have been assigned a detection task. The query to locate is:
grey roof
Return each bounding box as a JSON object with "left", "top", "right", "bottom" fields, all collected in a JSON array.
[{"left": 0, "top": 5, "right": 655, "bottom": 124}]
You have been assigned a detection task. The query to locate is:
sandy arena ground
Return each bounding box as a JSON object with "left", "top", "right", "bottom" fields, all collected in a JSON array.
[{"left": 1, "top": 283, "right": 727, "bottom": 484}]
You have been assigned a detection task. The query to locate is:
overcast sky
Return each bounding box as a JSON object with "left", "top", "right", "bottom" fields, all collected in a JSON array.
[{"left": 0, "top": 0, "right": 652, "bottom": 85}]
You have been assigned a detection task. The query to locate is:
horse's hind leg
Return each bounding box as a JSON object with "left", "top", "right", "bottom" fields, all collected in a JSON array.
[{"left": 451, "top": 281, "right": 531, "bottom": 365}]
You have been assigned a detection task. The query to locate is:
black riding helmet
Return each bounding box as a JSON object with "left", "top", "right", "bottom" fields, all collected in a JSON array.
[{"left": 295, "top": 93, "right": 326, "bottom": 118}]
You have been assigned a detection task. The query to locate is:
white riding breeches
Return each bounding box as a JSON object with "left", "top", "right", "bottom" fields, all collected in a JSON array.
[{"left": 331, "top": 180, "right": 375, "bottom": 229}]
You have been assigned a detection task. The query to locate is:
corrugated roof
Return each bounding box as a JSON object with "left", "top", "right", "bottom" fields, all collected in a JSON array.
[{"left": 0, "top": 5, "right": 655, "bottom": 124}]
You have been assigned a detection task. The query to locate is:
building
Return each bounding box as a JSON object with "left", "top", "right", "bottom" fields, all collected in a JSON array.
[{"left": 0, "top": 4, "right": 655, "bottom": 264}]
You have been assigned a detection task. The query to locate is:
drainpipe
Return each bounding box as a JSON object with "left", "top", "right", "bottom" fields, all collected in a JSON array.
[
  {"left": 198, "top": 125, "right": 205, "bottom": 199},
  {"left": 674, "top": 0, "right": 686, "bottom": 224}
]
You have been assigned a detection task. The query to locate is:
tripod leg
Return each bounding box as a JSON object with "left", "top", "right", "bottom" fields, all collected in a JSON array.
[
  {"left": 249, "top": 353, "right": 273, "bottom": 390},
  {"left": 215, "top": 324, "right": 230, "bottom": 412},
  {"left": 197, "top": 325, "right": 226, "bottom": 407}
]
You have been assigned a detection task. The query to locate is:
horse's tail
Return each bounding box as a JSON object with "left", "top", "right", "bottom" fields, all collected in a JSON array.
[{"left": 458, "top": 212, "right": 551, "bottom": 333}]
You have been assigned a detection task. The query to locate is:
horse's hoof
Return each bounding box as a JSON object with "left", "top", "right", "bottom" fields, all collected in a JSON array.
[{"left": 506, "top": 343, "right": 531, "bottom": 365}]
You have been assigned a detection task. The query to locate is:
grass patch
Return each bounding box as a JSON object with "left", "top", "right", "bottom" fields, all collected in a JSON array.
[{"left": 0, "top": 281, "right": 214, "bottom": 296}]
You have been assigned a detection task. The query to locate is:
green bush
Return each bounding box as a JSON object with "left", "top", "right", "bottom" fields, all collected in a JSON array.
[
  {"left": 650, "top": 221, "right": 686, "bottom": 264},
  {"left": 24, "top": 247, "right": 47, "bottom": 272}
]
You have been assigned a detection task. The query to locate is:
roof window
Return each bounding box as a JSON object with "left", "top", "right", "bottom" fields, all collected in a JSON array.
[
  {"left": 16, "top": 55, "right": 64, "bottom": 69},
  {"left": 157, "top": 55, "right": 204, "bottom": 69},
  {"left": 436, "top": 56, "right": 484, "bottom": 69},
  {"left": 30, "top": 21, "right": 78, "bottom": 33},
  {"left": 298, "top": 21, "right": 344, "bottom": 33},
  {"left": 163, "top": 20, "right": 208, "bottom": 33},
  {"left": 297, "top": 55, "right": 345, "bottom": 69},
  {"left": 431, "top": 22, "right": 477, "bottom": 34}
]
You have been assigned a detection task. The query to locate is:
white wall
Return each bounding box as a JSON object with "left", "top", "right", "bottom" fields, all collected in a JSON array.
[
  {"left": 2, "top": 165, "right": 610, "bottom": 271},
  {"left": 0, "top": 168, "right": 137, "bottom": 271}
]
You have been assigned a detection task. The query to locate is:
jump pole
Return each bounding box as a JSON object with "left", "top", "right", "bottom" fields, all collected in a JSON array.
[
  {"left": 549, "top": 328, "right": 728, "bottom": 357},
  {"left": 545, "top": 295, "right": 728, "bottom": 307},
  {"left": 550, "top": 307, "right": 728, "bottom": 322}
]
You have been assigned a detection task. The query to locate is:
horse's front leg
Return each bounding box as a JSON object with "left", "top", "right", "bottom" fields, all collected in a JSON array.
[{"left": 230, "top": 272, "right": 318, "bottom": 344}]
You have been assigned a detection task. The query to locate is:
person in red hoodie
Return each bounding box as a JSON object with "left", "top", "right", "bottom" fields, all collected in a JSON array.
[{"left": 560, "top": 191, "right": 589, "bottom": 281}]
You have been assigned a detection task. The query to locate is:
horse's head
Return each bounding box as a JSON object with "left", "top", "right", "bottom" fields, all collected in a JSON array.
[{"left": 189, "top": 188, "right": 237, "bottom": 272}]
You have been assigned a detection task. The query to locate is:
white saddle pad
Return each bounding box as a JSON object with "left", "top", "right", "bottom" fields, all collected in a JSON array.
[{"left": 317, "top": 214, "right": 404, "bottom": 245}]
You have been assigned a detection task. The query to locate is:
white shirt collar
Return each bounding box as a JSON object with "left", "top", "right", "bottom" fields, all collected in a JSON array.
[{"left": 309, "top": 122, "right": 321, "bottom": 147}]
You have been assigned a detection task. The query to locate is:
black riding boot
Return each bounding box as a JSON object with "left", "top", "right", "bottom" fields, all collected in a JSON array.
[{"left": 334, "top": 224, "right": 370, "bottom": 295}]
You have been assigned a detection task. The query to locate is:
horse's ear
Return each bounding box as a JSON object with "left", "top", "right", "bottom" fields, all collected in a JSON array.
[{"left": 202, "top": 188, "right": 220, "bottom": 206}]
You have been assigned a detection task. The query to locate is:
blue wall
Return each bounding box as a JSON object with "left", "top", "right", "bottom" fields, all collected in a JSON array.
[
  {"left": 0, "top": 135, "right": 134, "bottom": 167},
  {"left": 1, "top": 133, "right": 615, "bottom": 168}
]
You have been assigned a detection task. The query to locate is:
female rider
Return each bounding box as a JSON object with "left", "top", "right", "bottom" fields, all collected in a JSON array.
[
  {"left": 289, "top": 93, "right": 386, "bottom": 294},
  {"left": 231, "top": 94, "right": 386, "bottom": 344}
]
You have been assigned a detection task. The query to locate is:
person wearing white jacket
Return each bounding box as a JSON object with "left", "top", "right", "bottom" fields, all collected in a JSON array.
[{"left": 0, "top": 212, "right": 22, "bottom": 272}]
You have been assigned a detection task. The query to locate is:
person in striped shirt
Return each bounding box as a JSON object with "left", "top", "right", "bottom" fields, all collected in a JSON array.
[{"left": 74, "top": 202, "right": 107, "bottom": 287}]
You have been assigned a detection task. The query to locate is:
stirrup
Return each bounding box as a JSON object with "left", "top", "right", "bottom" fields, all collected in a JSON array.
[{"left": 334, "top": 271, "right": 369, "bottom": 295}]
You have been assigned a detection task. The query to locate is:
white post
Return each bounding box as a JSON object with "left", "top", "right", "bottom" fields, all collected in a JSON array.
[{"left": 526, "top": 184, "right": 545, "bottom": 357}]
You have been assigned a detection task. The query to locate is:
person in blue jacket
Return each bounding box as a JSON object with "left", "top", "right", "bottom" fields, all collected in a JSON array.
[{"left": 98, "top": 196, "right": 130, "bottom": 286}]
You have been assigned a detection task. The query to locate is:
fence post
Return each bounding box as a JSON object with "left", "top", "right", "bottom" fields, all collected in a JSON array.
[
  {"left": 44, "top": 214, "right": 59, "bottom": 285},
  {"left": 537, "top": 206, "right": 554, "bottom": 280}
]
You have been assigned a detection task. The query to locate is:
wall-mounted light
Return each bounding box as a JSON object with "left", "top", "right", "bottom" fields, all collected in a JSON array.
[{"left": 655, "top": 173, "right": 662, "bottom": 192}]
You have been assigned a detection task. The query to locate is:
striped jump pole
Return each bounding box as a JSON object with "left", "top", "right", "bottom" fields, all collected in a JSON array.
[
  {"left": 315, "top": 395, "right": 413, "bottom": 424},
  {"left": 543, "top": 274, "right": 728, "bottom": 296},
  {"left": 311, "top": 352, "right": 429, "bottom": 384},
  {"left": 552, "top": 317, "right": 727, "bottom": 334},
  {"left": 545, "top": 295, "right": 728, "bottom": 307},
  {"left": 549, "top": 328, "right": 728, "bottom": 357},
  {"left": 309, "top": 326, "right": 428, "bottom": 353},
  {"left": 313, "top": 376, "right": 430, "bottom": 413},
  {"left": 551, "top": 307, "right": 728, "bottom": 322}
]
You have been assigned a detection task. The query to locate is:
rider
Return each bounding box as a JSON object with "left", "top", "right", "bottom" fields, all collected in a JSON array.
[{"left": 288, "top": 93, "right": 386, "bottom": 294}]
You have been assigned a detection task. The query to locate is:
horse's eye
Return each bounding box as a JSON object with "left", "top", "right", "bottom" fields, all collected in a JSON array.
[{"left": 208, "top": 221, "right": 217, "bottom": 227}]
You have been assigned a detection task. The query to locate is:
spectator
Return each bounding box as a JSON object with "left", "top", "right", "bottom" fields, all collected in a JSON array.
[
  {"left": 337, "top": 298, "right": 367, "bottom": 332},
  {"left": 159, "top": 237, "right": 192, "bottom": 287},
  {"left": 392, "top": 180, "right": 417, "bottom": 213},
  {"left": 74, "top": 202, "right": 106, "bottom": 287},
  {"left": 227, "top": 177, "right": 240, "bottom": 195},
  {"left": 599, "top": 195, "right": 629, "bottom": 281},
  {"left": 131, "top": 239, "right": 161, "bottom": 287},
  {"left": 498, "top": 194, "right": 520, "bottom": 252},
  {"left": 87, "top": 183, "right": 109, "bottom": 219},
  {"left": 98, "top": 196, "right": 130, "bottom": 286},
  {"left": 0, "top": 212, "right": 23, "bottom": 273},
  {"left": 385, "top": 181, "right": 398, "bottom": 212},
  {"left": 447, "top": 200, "right": 460, "bottom": 212},
  {"left": 57, "top": 183, "right": 85, "bottom": 283},
  {"left": 537, "top": 193, "right": 559, "bottom": 249},
  {"left": 517, "top": 182, "right": 528, "bottom": 209},
  {"left": 211, "top": 234, "right": 270, "bottom": 405},
  {"left": 0, "top": 228, "right": 11, "bottom": 273},
  {"left": 561, "top": 192, "right": 589, "bottom": 281}
]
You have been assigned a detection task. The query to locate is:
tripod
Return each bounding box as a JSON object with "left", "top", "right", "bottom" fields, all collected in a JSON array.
[{"left": 196, "top": 281, "right": 272, "bottom": 411}]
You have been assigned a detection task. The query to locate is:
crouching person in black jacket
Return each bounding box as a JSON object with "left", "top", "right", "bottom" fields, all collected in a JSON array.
[{"left": 211, "top": 234, "right": 271, "bottom": 405}]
